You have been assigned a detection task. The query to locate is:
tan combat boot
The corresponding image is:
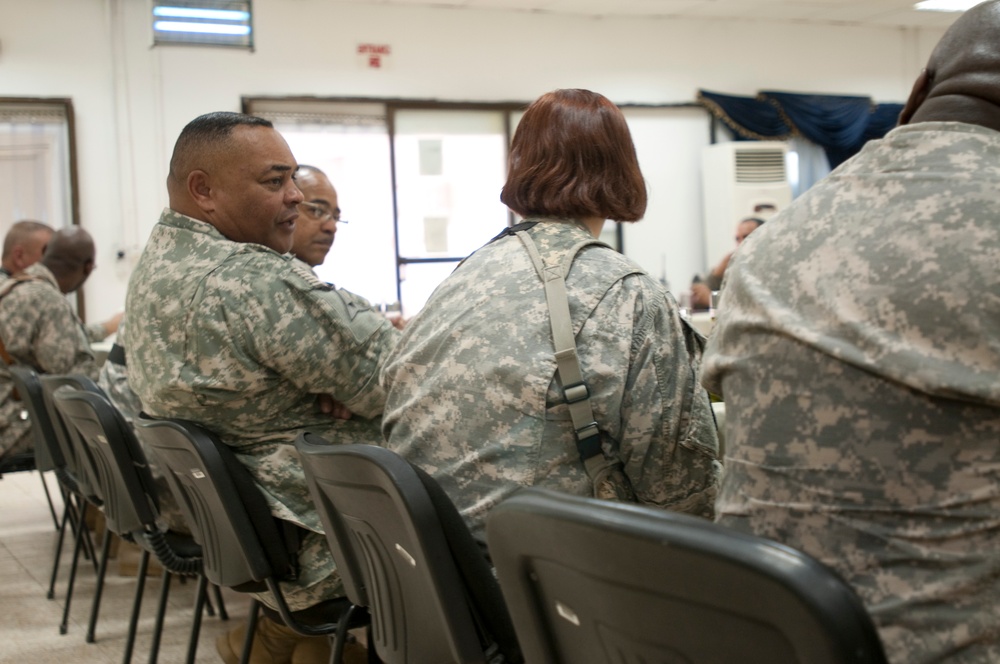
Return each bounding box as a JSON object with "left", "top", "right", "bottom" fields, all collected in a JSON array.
[
  {"left": 291, "top": 637, "right": 369, "bottom": 664},
  {"left": 215, "top": 615, "right": 303, "bottom": 664}
]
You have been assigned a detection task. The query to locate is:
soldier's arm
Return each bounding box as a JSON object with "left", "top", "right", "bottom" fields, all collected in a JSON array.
[
  {"left": 618, "top": 280, "right": 720, "bottom": 518},
  {"left": 29, "top": 287, "right": 96, "bottom": 376},
  {"left": 237, "top": 264, "right": 401, "bottom": 419}
]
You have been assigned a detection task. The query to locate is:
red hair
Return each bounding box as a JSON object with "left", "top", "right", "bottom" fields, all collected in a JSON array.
[{"left": 501, "top": 89, "right": 647, "bottom": 222}]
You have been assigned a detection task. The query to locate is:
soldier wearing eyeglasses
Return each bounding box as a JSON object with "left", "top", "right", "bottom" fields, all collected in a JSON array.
[{"left": 291, "top": 165, "right": 342, "bottom": 268}]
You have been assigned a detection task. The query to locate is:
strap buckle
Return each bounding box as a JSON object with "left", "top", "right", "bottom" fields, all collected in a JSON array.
[{"left": 563, "top": 381, "right": 590, "bottom": 404}]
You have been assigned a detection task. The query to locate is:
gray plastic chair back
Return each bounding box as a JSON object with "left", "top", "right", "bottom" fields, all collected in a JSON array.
[
  {"left": 9, "top": 365, "right": 60, "bottom": 472},
  {"left": 53, "top": 388, "right": 157, "bottom": 538},
  {"left": 486, "top": 488, "right": 888, "bottom": 664},
  {"left": 133, "top": 416, "right": 285, "bottom": 591},
  {"left": 135, "top": 417, "right": 348, "bottom": 638},
  {"left": 39, "top": 374, "right": 104, "bottom": 501},
  {"left": 294, "top": 435, "right": 522, "bottom": 664}
]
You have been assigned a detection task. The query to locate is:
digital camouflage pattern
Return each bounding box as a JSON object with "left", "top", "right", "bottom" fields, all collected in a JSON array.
[
  {"left": 125, "top": 209, "right": 399, "bottom": 610},
  {"left": 98, "top": 317, "right": 188, "bottom": 533},
  {"left": 382, "top": 220, "right": 720, "bottom": 540},
  {"left": 0, "top": 262, "right": 97, "bottom": 458},
  {"left": 703, "top": 122, "right": 1000, "bottom": 663}
]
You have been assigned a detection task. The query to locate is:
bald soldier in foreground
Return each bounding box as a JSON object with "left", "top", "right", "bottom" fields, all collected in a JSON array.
[
  {"left": 0, "top": 227, "right": 100, "bottom": 464},
  {"left": 125, "top": 112, "right": 397, "bottom": 664},
  {"left": 703, "top": 2, "right": 1000, "bottom": 661}
]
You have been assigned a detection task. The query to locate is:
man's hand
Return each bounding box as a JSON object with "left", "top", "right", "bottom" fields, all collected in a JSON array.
[
  {"left": 103, "top": 311, "right": 124, "bottom": 337},
  {"left": 690, "top": 282, "right": 712, "bottom": 310},
  {"left": 316, "top": 394, "right": 353, "bottom": 420}
]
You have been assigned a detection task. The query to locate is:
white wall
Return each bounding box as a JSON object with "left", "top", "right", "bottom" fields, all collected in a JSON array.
[{"left": 0, "top": 0, "right": 949, "bottom": 321}]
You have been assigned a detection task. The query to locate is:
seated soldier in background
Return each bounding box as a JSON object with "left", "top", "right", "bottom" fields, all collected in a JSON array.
[
  {"left": 1, "top": 220, "right": 54, "bottom": 279},
  {"left": 703, "top": 2, "right": 1000, "bottom": 661},
  {"left": 689, "top": 216, "right": 763, "bottom": 311},
  {"left": 2, "top": 221, "right": 122, "bottom": 339},
  {"left": 0, "top": 227, "right": 100, "bottom": 468},
  {"left": 124, "top": 112, "right": 397, "bottom": 664}
]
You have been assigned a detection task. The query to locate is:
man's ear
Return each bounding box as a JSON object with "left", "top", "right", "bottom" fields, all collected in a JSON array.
[
  {"left": 899, "top": 68, "right": 933, "bottom": 126},
  {"left": 187, "top": 170, "right": 215, "bottom": 212},
  {"left": 9, "top": 246, "right": 26, "bottom": 271}
]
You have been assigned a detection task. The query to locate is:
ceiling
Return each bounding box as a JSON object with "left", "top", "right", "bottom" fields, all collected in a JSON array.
[{"left": 339, "top": 0, "right": 963, "bottom": 28}]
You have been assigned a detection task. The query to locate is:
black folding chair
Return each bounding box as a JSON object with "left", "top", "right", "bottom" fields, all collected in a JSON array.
[
  {"left": 135, "top": 416, "right": 365, "bottom": 664},
  {"left": 39, "top": 373, "right": 110, "bottom": 634},
  {"left": 0, "top": 367, "right": 65, "bottom": 530},
  {"left": 53, "top": 385, "right": 226, "bottom": 663},
  {"left": 10, "top": 367, "right": 103, "bottom": 633},
  {"left": 486, "top": 487, "right": 888, "bottom": 664},
  {"left": 294, "top": 435, "right": 522, "bottom": 664}
]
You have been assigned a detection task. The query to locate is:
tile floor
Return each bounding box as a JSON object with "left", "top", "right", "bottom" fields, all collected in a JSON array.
[{"left": 0, "top": 469, "right": 250, "bottom": 663}]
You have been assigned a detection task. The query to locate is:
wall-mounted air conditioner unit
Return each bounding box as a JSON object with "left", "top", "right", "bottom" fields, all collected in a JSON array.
[{"left": 701, "top": 141, "right": 791, "bottom": 269}]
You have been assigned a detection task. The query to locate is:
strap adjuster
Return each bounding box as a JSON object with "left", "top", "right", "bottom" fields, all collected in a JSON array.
[
  {"left": 575, "top": 421, "right": 600, "bottom": 442},
  {"left": 563, "top": 381, "right": 590, "bottom": 404}
]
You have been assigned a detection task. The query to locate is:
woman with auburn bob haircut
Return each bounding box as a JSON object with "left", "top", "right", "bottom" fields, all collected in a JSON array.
[
  {"left": 501, "top": 88, "right": 647, "bottom": 223},
  {"left": 380, "top": 88, "right": 721, "bottom": 542}
]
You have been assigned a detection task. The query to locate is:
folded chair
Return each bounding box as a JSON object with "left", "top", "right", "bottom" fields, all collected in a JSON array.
[
  {"left": 134, "top": 416, "right": 366, "bottom": 664},
  {"left": 486, "top": 487, "right": 888, "bottom": 664},
  {"left": 53, "top": 385, "right": 226, "bottom": 663},
  {"left": 294, "top": 434, "right": 523, "bottom": 664}
]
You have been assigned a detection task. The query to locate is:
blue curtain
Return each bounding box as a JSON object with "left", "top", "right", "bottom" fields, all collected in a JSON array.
[{"left": 697, "top": 89, "right": 904, "bottom": 168}]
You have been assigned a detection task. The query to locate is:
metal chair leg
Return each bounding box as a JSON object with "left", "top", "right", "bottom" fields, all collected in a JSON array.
[
  {"left": 60, "top": 500, "right": 89, "bottom": 634},
  {"left": 86, "top": 528, "right": 113, "bottom": 642},
  {"left": 211, "top": 583, "right": 229, "bottom": 621},
  {"left": 240, "top": 600, "right": 261, "bottom": 664},
  {"left": 184, "top": 575, "right": 208, "bottom": 664},
  {"left": 48, "top": 497, "right": 72, "bottom": 600},
  {"left": 121, "top": 549, "right": 151, "bottom": 664},
  {"left": 147, "top": 569, "right": 172, "bottom": 664},
  {"left": 39, "top": 471, "right": 59, "bottom": 530}
]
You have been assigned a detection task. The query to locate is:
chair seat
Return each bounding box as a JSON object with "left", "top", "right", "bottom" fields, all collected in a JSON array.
[{"left": 0, "top": 452, "right": 37, "bottom": 474}]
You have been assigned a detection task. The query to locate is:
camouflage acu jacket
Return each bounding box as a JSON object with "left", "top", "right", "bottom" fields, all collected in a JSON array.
[
  {"left": 125, "top": 209, "right": 399, "bottom": 533},
  {"left": 0, "top": 262, "right": 97, "bottom": 457},
  {"left": 703, "top": 122, "right": 1000, "bottom": 663},
  {"left": 382, "top": 219, "right": 720, "bottom": 540}
]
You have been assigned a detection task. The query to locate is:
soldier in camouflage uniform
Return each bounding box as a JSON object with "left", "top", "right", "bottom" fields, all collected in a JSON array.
[
  {"left": 0, "top": 220, "right": 53, "bottom": 279},
  {"left": 124, "top": 113, "right": 398, "bottom": 644},
  {"left": 382, "top": 89, "right": 720, "bottom": 541},
  {"left": 0, "top": 227, "right": 99, "bottom": 461},
  {"left": 105, "top": 165, "right": 345, "bottom": 539},
  {"left": 702, "top": 4, "right": 1000, "bottom": 662}
]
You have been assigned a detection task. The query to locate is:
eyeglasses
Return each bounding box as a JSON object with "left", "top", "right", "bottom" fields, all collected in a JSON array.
[{"left": 297, "top": 202, "right": 348, "bottom": 224}]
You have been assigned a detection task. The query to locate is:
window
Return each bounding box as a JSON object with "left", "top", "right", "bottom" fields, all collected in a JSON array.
[
  {"left": 152, "top": 1, "right": 253, "bottom": 50},
  {"left": 0, "top": 97, "right": 83, "bottom": 314},
  {"left": 246, "top": 98, "right": 523, "bottom": 317},
  {"left": 245, "top": 97, "right": 706, "bottom": 316}
]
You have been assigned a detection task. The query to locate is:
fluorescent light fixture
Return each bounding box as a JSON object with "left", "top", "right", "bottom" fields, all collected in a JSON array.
[
  {"left": 152, "top": 1, "right": 253, "bottom": 48},
  {"left": 153, "top": 7, "right": 250, "bottom": 21},
  {"left": 914, "top": 0, "right": 980, "bottom": 11},
  {"left": 154, "top": 20, "right": 250, "bottom": 35}
]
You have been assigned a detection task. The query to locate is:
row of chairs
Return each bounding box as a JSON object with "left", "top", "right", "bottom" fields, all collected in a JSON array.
[
  {"left": 13, "top": 365, "right": 889, "bottom": 664},
  {"left": 10, "top": 367, "right": 227, "bottom": 664}
]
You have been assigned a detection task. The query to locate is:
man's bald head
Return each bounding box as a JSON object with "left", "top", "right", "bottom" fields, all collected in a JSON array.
[
  {"left": 41, "top": 226, "right": 96, "bottom": 294},
  {"left": 900, "top": 0, "right": 1000, "bottom": 131},
  {"left": 2, "top": 220, "right": 54, "bottom": 274}
]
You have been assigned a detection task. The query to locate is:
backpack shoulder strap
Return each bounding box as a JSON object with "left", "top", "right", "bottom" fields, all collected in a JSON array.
[{"left": 515, "top": 230, "right": 637, "bottom": 501}]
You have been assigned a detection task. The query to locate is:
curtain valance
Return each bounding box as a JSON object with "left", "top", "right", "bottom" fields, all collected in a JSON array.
[{"left": 697, "top": 89, "right": 905, "bottom": 168}]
